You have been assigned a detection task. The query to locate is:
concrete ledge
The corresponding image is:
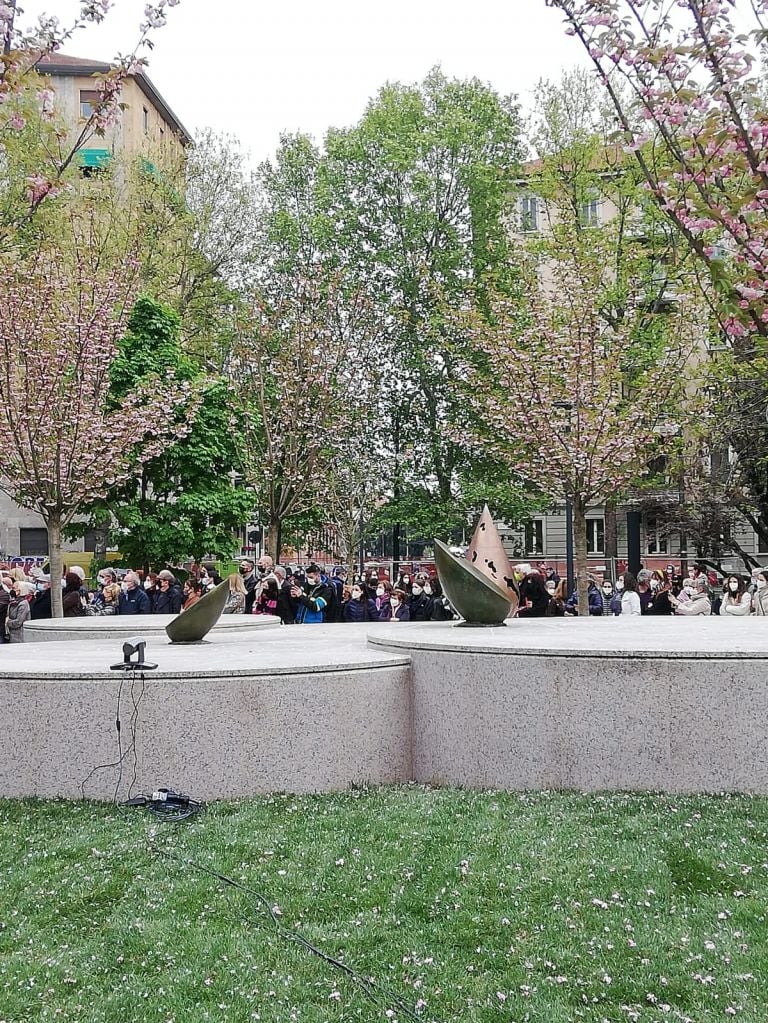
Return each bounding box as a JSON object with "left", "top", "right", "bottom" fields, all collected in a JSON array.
[
  {"left": 5, "top": 618, "right": 768, "bottom": 798},
  {"left": 22, "top": 613, "right": 281, "bottom": 643},
  {"left": 0, "top": 626, "right": 411, "bottom": 798},
  {"left": 370, "top": 619, "right": 768, "bottom": 793}
]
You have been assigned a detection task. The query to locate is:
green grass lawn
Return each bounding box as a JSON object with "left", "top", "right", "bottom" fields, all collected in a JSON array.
[{"left": 1, "top": 787, "right": 767, "bottom": 1022}]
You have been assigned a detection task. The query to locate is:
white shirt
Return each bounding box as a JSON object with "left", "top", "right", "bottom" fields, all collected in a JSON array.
[{"left": 621, "top": 591, "right": 641, "bottom": 615}]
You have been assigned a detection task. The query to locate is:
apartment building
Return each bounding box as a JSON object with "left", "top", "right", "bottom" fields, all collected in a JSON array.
[
  {"left": 505, "top": 166, "right": 767, "bottom": 577},
  {"left": 0, "top": 55, "right": 191, "bottom": 563},
  {"left": 39, "top": 52, "right": 192, "bottom": 168}
]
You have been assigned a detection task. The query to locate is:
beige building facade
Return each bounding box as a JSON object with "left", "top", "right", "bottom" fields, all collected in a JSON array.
[{"left": 0, "top": 55, "right": 190, "bottom": 563}]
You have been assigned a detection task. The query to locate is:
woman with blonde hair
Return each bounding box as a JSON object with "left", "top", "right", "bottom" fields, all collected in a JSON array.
[{"left": 223, "top": 571, "right": 246, "bottom": 614}]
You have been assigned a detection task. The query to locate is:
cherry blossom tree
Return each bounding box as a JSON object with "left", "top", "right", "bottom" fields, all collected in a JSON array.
[
  {"left": 545, "top": 0, "right": 768, "bottom": 340},
  {"left": 546, "top": 0, "right": 768, "bottom": 543},
  {"left": 0, "top": 225, "right": 191, "bottom": 616},
  {"left": 460, "top": 221, "right": 698, "bottom": 613},
  {"left": 0, "top": 0, "right": 180, "bottom": 232},
  {"left": 231, "top": 273, "right": 380, "bottom": 562}
]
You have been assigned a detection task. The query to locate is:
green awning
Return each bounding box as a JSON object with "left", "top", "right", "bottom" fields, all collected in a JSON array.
[{"left": 77, "top": 148, "right": 111, "bottom": 168}]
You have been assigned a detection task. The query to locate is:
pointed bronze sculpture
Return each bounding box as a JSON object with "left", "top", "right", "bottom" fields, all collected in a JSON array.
[
  {"left": 435, "top": 507, "right": 518, "bottom": 626},
  {"left": 434, "top": 540, "right": 514, "bottom": 626},
  {"left": 466, "top": 504, "right": 517, "bottom": 595},
  {"left": 165, "top": 579, "right": 230, "bottom": 643}
]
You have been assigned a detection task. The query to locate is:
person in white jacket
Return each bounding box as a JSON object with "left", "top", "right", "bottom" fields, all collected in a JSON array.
[
  {"left": 620, "top": 572, "right": 642, "bottom": 615},
  {"left": 719, "top": 575, "right": 752, "bottom": 617},
  {"left": 670, "top": 576, "right": 711, "bottom": 615}
]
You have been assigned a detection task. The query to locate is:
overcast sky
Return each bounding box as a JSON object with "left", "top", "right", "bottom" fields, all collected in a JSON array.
[{"left": 26, "top": 0, "right": 588, "bottom": 165}]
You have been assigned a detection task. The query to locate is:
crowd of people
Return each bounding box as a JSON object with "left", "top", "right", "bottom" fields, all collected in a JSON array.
[
  {"left": 0, "top": 557, "right": 457, "bottom": 641},
  {"left": 518, "top": 561, "right": 768, "bottom": 618},
  {"left": 3, "top": 555, "right": 767, "bottom": 642},
  {"left": 230, "top": 558, "right": 456, "bottom": 626}
]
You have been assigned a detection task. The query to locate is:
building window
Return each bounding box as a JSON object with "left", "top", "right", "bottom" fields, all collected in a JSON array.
[
  {"left": 519, "top": 195, "right": 539, "bottom": 233},
  {"left": 646, "top": 516, "right": 668, "bottom": 555},
  {"left": 19, "top": 528, "right": 49, "bottom": 556},
  {"left": 586, "top": 518, "right": 604, "bottom": 555},
  {"left": 579, "top": 197, "right": 600, "bottom": 227},
  {"left": 143, "top": 107, "right": 149, "bottom": 134},
  {"left": 524, "top": 519, "right": 544, "bottom": 555},
  {"left": 79, "top": 89, "right": 99, "bottom": 118}
]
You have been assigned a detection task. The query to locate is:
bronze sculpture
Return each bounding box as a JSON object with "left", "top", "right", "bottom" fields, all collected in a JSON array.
[
  {"left": 434, "top": 506, "right": 519, "bottom": 625},
  {"left": 165, "top": 579, "right": 230, "bottom": 643}
]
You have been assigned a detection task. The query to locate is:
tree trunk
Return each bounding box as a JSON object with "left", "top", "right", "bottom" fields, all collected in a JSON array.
[
  {"left": 572, "top": 495, "right": 589, "bottom": 617},
  {"left": 47, "top": 512, "right": 64, "bottom": 619},
  {"left": 265, "top": 519, "right": 281, "bottom": 563},
  {"left": 604, "top": 499, "right": 618, "bottom": 581}
]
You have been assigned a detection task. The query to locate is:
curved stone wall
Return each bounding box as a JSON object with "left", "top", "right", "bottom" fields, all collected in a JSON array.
[
  {"left": 23, "top": 613, "right": 280, "bottom": 642},
  {"left": 4, "top": 618, "right": 768, "bottom": 798},
  {"left": 0, "top": 626, "right": 411, "bottom": 799},
  {"left": 369, "top": 617, "right": 768, "bottom": 793}
]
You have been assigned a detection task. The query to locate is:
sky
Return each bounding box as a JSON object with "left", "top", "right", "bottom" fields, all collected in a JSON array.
[{"left": 25, "top": 0, "right": 588, "bottom": 166}]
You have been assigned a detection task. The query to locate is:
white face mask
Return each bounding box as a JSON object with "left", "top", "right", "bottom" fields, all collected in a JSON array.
[
  {"left": 412, "top": 585, "right": 423, "bottom": 596},
  {"left": 546, "top": 583, "right": 556, "bottom": 594},
  {"left": 376, "top": 586, "right": 385, "bottom": 597},
  {"left": 684, "top": 584, "right": 694, "bottom": 595},
  {"left": 144, "top": 579, "right": 153, "bottom": 589},
  {"left": 351, "top": 589, "right": 362, "bottom": 599},
  {"left": 424, "top": 584, "right": 432, "bottom": 595},
  {"left": 650, "top": 579, "right": 659, "bottom": 591},
  {"left": 602, "top": 585, "right": 612, "bottom": 594},
  {"left": 616, "top": 580, "right": 624, "bottom": 591},
  {"left": 729, "top": 582, "right": 739, "bottom": 592},
  {"left": 758, "top": 579, "right": 767, "bottom": 590}
]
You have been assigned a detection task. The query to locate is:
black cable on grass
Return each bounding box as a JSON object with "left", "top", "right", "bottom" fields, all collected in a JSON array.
[
  {"left": 145, "top": 835, "right": 423, "bottom": 1023},
  {"left": 89, "top": 669, "right": 425, "bottom": 1021}
]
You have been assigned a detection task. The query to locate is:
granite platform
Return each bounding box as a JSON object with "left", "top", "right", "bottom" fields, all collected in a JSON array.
[
  {"left": 2, "top": 617, "right": 768, "bottom": 798},
  {"left": 22, "top": 613, "right": 281, "bottom": 642},
  {"left": 370, "top": 617, "right": 768, "bottom": 794}
]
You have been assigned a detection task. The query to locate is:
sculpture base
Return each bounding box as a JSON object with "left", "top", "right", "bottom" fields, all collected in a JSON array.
[{"left": 455, "top": 620, "right": 507, "bottom": 628}]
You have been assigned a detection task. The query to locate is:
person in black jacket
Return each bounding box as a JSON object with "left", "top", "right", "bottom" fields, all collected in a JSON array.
[
  {"left": 408, "top": 580, "right": 433, "bottom": 621},
  {"left": 518, "top": 571, "right": 551, "bottom": 618},
  {"left": 152, "top": 570, "right": 184, "bottom": 614},
  {"left": 240, "top": 558, "right": 258, "bottom": 615}
]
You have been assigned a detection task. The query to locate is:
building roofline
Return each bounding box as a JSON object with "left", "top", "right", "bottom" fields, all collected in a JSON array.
[{"left": 38, "top": 55, "right": 193, "bottom": 147}]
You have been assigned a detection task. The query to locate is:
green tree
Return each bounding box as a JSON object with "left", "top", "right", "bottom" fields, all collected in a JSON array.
[
  {"left": 72, "top": 297, "right": 252, "bottom": 570},
  {"left": 322, "top": 68, "right": 529, "bottom": 554}
]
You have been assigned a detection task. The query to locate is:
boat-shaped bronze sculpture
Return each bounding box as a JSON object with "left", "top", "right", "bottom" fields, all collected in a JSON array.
[
  {"left": 434, "top": 538, "right": 515, "bottom": 626},
  {"left": 165, "top": 579, "right": 230, "bottom": 643}
]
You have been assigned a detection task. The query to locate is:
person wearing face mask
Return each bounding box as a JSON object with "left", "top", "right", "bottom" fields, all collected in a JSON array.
[
  {"left": 600, "top": 579, "right": 615, "bottom": 615},
  {"left": 153, "top": 570, "right": 184, "bottom": 615},
  {"left": 396, "top": 572, "right": 412, "bottom": 595},
  {"left": 239, "top": 559, "right": 258, "bottom": 615},
  {"left": 408, "top": 578, "right": 433, "bottom": 621},
  {"left": 719, "top": 575, "right": 751, "bottom": 616},
  {"left": 375, "top": 579, "right": 393, "bottom": 621},
  {"left": 636, "top": 569, "right": 654, "bottom": 614},
  {"left": 390, "top": 588, "right": 411, "bottom": 622},
  {"left": 30, "top": 574, "right": 52, "bottom": 620},
  {"left": 292, "top": 563, "right": 334, "bottom": 624},
  {"left": 342, "top": 581, "right": 378, "bottom": 622},
  {"left": 545, "top": 578, "right": 567, "bottom": 617},
  {"left": 6, "top": 585, "right": 31, "bottom": 641},
  {"left": 752, "top": 570, "right": 768, "bottom": 614},
  {"left": 670, "top": 575, "right": 711, "bottom": 615},
  {"left": 646, "top": 570, "right": 674, "bottom": 616}
]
